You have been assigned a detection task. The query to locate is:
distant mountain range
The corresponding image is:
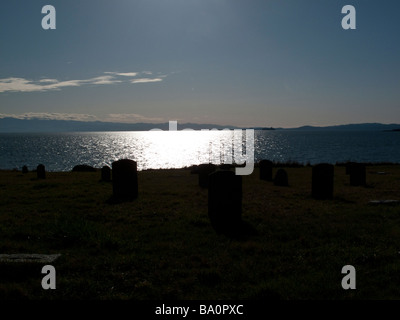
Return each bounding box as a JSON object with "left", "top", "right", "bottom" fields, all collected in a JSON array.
[
  {"left": 0, "top": 117, "right": 399, "bottom": 133},
  {"left": 0, "top": 118, "right": 240, "bottom": 132},
  {"left": 284, "top": 123, "right": 400, "bottom": 131}
]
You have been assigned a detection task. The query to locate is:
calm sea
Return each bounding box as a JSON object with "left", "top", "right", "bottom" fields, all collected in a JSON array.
[{"left": 0, "top": 130, "right": 399, "bottom": 172}]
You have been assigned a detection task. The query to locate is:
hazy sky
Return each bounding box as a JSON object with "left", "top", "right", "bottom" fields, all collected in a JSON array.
[{"left": 0, "top": 0, "right": 399, "bottom": 128}]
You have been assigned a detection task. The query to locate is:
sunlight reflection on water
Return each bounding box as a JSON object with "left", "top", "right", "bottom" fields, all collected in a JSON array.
[{"left": 1, "top": 130, "right": 400, "bottom": 171}]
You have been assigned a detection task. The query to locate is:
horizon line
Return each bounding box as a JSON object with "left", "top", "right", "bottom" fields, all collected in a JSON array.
[{"left": 1, "top": 116, "right": 400, "bottom": 130}]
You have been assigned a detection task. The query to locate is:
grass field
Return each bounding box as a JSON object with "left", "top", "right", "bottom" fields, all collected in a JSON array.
[{"left": 1, "top": 164, "right": 400, "bottom": 300}]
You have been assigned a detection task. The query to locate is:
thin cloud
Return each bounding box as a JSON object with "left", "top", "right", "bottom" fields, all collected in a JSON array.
[
  {"left": 0, "top": 71, "right": 166, "bottom": 93},
  {"left": 130, "top": 78, "right": 163, "bottom": 84},
  {"left": 39, "top": 79, "right": 58, "bottom": 83},
  {"left": 0, "top": 112, "right": 166, "bottom": 123},
  {"left": 106, "top": 113, "right": 164, "bottom": 123},
  {"left": 105, "top": 72, "right": 139, "bottom": 77},
  {"left": 0, "top": 112, "right": 99, "bottom": 121},
  {"left": 89, "top": 75, "right": 120, "bottom": 85}
]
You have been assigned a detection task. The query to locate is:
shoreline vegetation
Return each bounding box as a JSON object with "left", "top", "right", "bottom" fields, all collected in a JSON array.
[{"left": 1, "top": 162, "right": 400, "bottom": 300}]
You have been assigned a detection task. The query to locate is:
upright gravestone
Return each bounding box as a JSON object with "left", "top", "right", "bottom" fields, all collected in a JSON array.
[
  {"left": 101, "top": 165, "right": 111, "bottom": 182},
  {"left": 37, "top": 164, "right": 46, "bottom": 179},
  {"left": 349, "top": 163, "right": 366, "bottom": 186},
  {"left": 259, "top": 160, "right": 273, "bottom": 181},
  {"left": 312, "top": 163, "right": 334, "bottom": 199},
  {"left": 274, "top": 168, "right": 289, "bottom": 186},
  {"left": 22, "top": 165, "right": 28, "bottom": 174},
  {"left": 198, "top": 163, "right": 217, "bottom": 188},
  {"left": 345, "top": 162, "right": 356, "bottom": 175},
  {"left": 112, "top": 159, "right": 138, "bottom": 200},
  {"left": 208, "top": 170, "right": 242, "bottom": 234}
]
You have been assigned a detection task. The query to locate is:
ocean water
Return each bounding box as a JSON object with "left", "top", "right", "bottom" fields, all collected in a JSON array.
[{"left": 0, "top": 130, "right": 399, "bottom": 172}]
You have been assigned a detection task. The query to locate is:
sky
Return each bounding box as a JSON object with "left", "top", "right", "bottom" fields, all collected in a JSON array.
[{"left": 0, "top": 0, "right": 399, "bottom": 128}]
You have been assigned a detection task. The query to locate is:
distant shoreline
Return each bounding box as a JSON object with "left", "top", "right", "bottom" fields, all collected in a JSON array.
[
  {"left": 1, "top": 117, "right": 400, "bottom": 133},
  {"left": 384, "top": 128, "right": 400, "bottom": 132}
]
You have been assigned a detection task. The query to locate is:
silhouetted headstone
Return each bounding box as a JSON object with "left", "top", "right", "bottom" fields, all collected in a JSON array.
[
  {"left": 312, "top": 163, "right": 334, "bottom": 199},
  {"left": 259, "top": 160, "right": 273, "bottom": 181},
  {"left": 349, "top": 163, "right": 366, "bottom": 186},
  {"left": 37, "top": 164, "right": 46, "bottom": 179},
  {"left": 345, "top": 162, "right": 356, "bottom": 175},
  {"left": 208, "top": 170, "right": 242, "bottom": 234},
  {"left": 101, "top": 165, "right": 111, "bottom": 182},
  {"left": 22, "top": 165, "right": 28, "bottom": 174},
  {"left": 198, "top": 164, "right": 217, "bottom": 188},
  {"left": 273, "top": 168, "right": 288, "bottom": 186},
  {"left": 112, "top": 159, "right": 138, "bottom": 200}
]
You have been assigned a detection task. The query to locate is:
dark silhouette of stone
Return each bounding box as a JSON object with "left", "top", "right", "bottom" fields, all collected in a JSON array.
[
  {"left": 312, "top": 163, "right": 334, "bottom": 199},
  {"left": 345, "top": 162, "right": 357, "bottom": 175},
  {"left": 259, "top": 160, "right": 273, "bottom": 181},
  {"left": 37, "top": 164, "right": 46, "bottom": 179},
  {"left": 349, "top": 163, "right": 366, "bottom": 186},
  {"left": 274, "top": 168, "right": 288, "bottom": 186},
  {"left": 72, "top": 164, "right": 96, "bottom": 172},
  {"left": 198, "top": 163, "right": 217, "bottom": 188},
  {"left": 101, "top": 165, "right": 111, "bottom": 182},
  {"left": 208, "top": 170, "right": 242, "bottom": 235},
  {"left": 112, "top": 159, "right": 138, "bottom": 200},
  {"left": 22, "top": 165, "right": 28, "bottom": 174}
]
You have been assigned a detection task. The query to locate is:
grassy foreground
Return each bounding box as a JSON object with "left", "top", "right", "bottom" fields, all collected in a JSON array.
[{"left": 1, "top": 164, "right": 400, "bottom": 300}]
